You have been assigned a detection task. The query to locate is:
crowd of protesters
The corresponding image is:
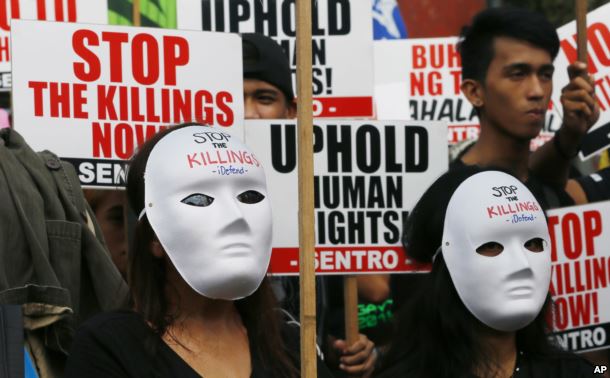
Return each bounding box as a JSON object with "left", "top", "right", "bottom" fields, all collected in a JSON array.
[{"left": 1, "top": 4, "right": 610, "bottom": 378}]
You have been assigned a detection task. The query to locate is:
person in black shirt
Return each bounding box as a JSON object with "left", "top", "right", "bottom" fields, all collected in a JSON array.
[
  {"left": 65, "top": 124, "right": 333, "bottom": 378},
  {"left": 378, "top": 167, "right": 595, "bottom": 378},
  {"left": 456, "top": 7, "right": 599, "bottom": 208}
]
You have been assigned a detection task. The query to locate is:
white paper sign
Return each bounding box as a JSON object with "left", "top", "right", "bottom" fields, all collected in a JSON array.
[
  {"left": 244, "top": 119, "right": 448, "bottom": 275},
  {"left": 177, "top": 0, "right": 374, "bottom": 118},
  {"left": 552, "top": 3, "right": 610, "bottom": 159},
  {"left": 11, "top": 20, "right": 244, "bottom": 187},
  {"left": 547, "top": 201, "right": 610, "bottom": 352}
]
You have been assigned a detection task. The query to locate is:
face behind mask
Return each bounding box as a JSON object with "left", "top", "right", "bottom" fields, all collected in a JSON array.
[
  {"left": 142, "top": 125, "right": 272, "bottom": 300},
  {"left": 441, "top": 171, "right": 551, "bottom": 332}
]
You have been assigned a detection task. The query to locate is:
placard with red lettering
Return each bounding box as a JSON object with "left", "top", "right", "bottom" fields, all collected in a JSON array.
[
  {"left": 244, "top": 120, "right": 447, "bottom": 275},
  {"left": 11, "top": 20, "right": 244, "bottom": 188},
  {"left": 0, "top": 0, "right": 107, "bottom": 91},
  {"left": 176, "top": 0, "right": 374, "bottom": 118},
  {"left": 374, "top": 37, "right": 561, "bottom": 146},
  {"left": 552, "top": 3, "right": 610, "bottom": 159},
  {"left": 547, "top": 201, "right": 610, "bottom": 352}
]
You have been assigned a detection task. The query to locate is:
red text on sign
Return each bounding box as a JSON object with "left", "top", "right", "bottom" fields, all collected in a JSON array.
[
  {"left": 411, "top": 43, "right": 461, "bottom": 69},
  {"left": 72, "top": 29, "right": 189, "bottom": 86},
  {"left": 28, "top": 81, "right": 88, "bottom": 118},
  {"left": 554, "top": 292, "right": 599, "bottom": 330},
  {"left": 559, "top": 22, "right": 610, "bottom": 75},
  {"left": 548, "top": 210, "right": 602, "bottom": 262},
  {"left": 0, "top": 0, "right": 76, "bottom": 32},
  {"left": 92, "top": 122, "right": 168, "bottom": 160}
]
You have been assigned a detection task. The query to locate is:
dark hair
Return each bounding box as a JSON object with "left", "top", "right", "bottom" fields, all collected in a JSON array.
[
  {"left": 242, "top": 33, "right": 294, "bottom": 103},
  {"left": 126, "top": 123, "right": 298, "bottom": 378},
  {"left": 458, "top": 7, "right": 560, "bottom": 83},
  {"left": 382, "top": 167, "right": 558, "bottom": 377}
]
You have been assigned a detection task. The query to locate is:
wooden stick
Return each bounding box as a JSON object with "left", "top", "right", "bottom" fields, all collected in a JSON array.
[
  {"left": 344, "top": 276, "right": 360, "bottom": 345},
  {"left": 575, "top": 0, "right": 588, "bottom": 62},
  {"left": 296, "top": 0, "right": 316, "bottom": 377},
  {"left": 133, "top": 0, "right": 141, "bottom": 27}
]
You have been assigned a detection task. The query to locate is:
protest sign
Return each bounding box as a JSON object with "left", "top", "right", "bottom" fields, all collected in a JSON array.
[
  {"left": 11, "top": 20, "right": 244, "bottom": 188},
  {"left": 374, "top": 37, "right": 561, "bottom": 145},
  {"left": 244, "top": 119, "right": 447, "bottom": 275},
  {"left": 548, "top": 201, "right": 610, "bottom": 352},
  {"left": 0, "top": 0, "right": 107, "bottom": 91},
  {"left": 553, "top": 3, "right": 610, "bottom": 159},
  {"left": 176, "top": 0, "right": 374, "bottom": 118}
]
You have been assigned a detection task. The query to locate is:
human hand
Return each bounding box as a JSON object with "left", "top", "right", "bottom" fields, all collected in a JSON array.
[
  {"left": 559, "top": 61, "right": 600, "bottom": 145},
  {"left": 333, "top": 334, "right": 377, "bottom": 377}
]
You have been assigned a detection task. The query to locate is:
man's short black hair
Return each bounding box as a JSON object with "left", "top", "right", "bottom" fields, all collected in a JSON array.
[
  {"left": 242, "top": 33, "right": 294, "bottom": 102},
  {"left": 458, "top": 7, "right": 560, "bottom": 82}
]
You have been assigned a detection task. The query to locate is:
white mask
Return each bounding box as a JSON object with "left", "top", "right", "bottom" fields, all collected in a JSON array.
[
  {"left": 441, "top": 171, "right": 551, "bottom": 332},
  {"left": 142, "top": 125, "right": 272, "bottom": 300}
]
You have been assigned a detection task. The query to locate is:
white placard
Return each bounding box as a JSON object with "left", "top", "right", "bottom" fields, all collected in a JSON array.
[
  {"left": 11, "top": 20, "right": 244, "bottom": 188},
  {"left": 548, "top": 201, "right": 610, "bottom": 352},
  {"left": 245, "top": 119, "right": 448, "bottom": 275},
  {"left": 552, "top": 3, "right": 610, "bottom": 159},
  {"left": 177, "top": 0, "right": 374, "bottom": 118}
]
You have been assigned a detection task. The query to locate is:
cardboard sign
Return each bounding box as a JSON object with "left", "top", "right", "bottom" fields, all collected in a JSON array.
[
  {"left": 553, "top": 3, "right": 610, "bottom": 159},
  {"left": 548, "top": 201, "right": 610, "bottom": 352},
  {"left": 244, "top": 120, "right": 447, "bottom": 275},
  {"left": 11, "top": 20, "right": 244, "bottom": 188},
  {"left": 0, "top": 0, "right": 107, "bottom": 91},
  {"left": 177, "top": 0, "right": 374, "bottom": 118},
  {"left": 374, "top": 37, "right": 561, "bottom": 145}
]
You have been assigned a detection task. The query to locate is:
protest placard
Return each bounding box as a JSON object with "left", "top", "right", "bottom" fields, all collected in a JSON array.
[
  {"left": 553, "top": 3, "right": 610, "bottom": 159},
  {"left": 374, "top": 36, "right": 561, "bottom": 146},
  {"left": 244, "top": 119, "right": 447, "bottom": 275},
  {"left": 176, "top": 0, "right": 374, "bottom": 118},
  {"left": 0, "top": 0, "right": 107, "bottom": 91},
  {"left": 11, "top": 20, "right": 244, "bottom": 188},
  {"left": 548, "top": 201, "right": 610, "bottom": 352}
]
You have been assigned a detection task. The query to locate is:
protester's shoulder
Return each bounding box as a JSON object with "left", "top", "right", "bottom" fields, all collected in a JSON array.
[
  {"left": 525, "top": 173, "right": 575, "bottom": 209},
  {"left": 524, "top": 352, "right": 595, "bottom": 377},
  {"left": 77, "top": 310, "right": 148, "bottom": 340},
  {"left": 574, "top": 166, "right": 610, "bottom": 203},
  {"left": 547, "top": 352, "right": 595, "bottom": 371}
]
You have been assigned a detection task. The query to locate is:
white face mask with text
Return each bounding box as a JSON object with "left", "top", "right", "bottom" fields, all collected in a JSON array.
[
  {"left": 441, "top": 171, "right": 551, "bottom": 332},
  {"left": 143, "top": 125, "right": 272, "bottom": 300}
]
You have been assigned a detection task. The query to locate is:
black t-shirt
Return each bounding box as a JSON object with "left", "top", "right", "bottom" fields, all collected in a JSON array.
[
  {"left": 375, "top": 351, "right": 596, "bottom": 378},
  {"left": 65, "top": 311, "right": 334, "bottom": 378}
]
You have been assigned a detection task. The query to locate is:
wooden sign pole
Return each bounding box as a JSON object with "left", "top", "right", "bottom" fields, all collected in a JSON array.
[
  {"left": 133, "top": 0, "right": 141, "bottom": 27},
  {"left": 296, "top": 0, "right": 317, "bottom": 377},
  {"left": 575, "top": 0, "right": 588, "bottom": 62},
  {"left": 344, "top": 276, "right": 360, "bottom": 345}
]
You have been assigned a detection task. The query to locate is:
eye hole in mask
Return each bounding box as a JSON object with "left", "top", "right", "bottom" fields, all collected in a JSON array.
[
  {"left": 476, "top": 241, "right": 504, "bottom": 257},
  {"left": 524, "top": 237, "right": 546, "bottom": 253},
  {"left": 181, "top": 193, "right": 215, "bottom": 207},
  {"left": 237, "top": 190, "right": 265, "bottom": 204}
]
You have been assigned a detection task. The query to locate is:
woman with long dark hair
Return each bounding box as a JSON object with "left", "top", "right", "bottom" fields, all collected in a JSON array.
[
  {"left": 65, "top": 123, "right": 332, "bottom": 377},
  {"left": 378, "top": 167, "right": 594, "bottom": 378}
]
